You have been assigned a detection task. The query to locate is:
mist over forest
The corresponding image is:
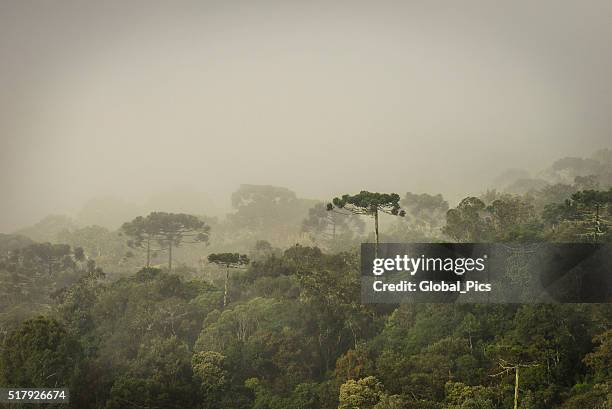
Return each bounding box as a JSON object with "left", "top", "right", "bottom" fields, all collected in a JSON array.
[
  {"left": 4, "top": 0, "right": 612, "bottom": 233},
  {"left": 1, "top": 147, "right": 611, "bottom": 408},
  {"left": 2, "top": 1, "right": 612, "bottom": 408}
]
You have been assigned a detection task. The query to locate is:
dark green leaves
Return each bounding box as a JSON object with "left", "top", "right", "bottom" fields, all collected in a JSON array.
[
  {"left": 328, "top": 191, "right": 404, "bottom": 216},
  {"left": 208, "top": 252, "right": 250, "bottom": 267}
]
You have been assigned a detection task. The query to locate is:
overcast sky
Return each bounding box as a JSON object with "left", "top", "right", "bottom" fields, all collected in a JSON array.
[{"left": 1, "top": 0, "right": 611, "bottom": 231}]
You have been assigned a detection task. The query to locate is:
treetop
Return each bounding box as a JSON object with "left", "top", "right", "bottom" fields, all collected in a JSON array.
[
  {"left": 328, "top": 191, "right": 405, "bottom": 216},
  {"left": 208, "top": 252, "right": 250, "bottom": 266}
]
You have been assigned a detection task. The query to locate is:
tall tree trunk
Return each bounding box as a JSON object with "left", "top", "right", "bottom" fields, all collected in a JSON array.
[
  {"left": 374, "top": 208, "right": 379, "bottom": 258},
  {"left": 514, "top": 367, "right": 519, "bottom": 409},
  {"left": 595, "top": 204, "right": 601, "bottom": 241},
  {"left": 223, "top": 267, "right": 229, "bottom": 308},
  {"left": 168, "top": 241, "right": 173, "bottom": 272}
]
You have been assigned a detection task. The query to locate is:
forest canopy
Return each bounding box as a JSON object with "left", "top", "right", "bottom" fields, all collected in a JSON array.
[{"left": 1, "top": 150, "right": 612, "bottom": 409}]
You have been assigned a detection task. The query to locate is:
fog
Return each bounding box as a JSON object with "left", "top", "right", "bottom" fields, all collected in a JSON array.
[{"left": 2, "top": 0, "right": 611, "bottom": 232}]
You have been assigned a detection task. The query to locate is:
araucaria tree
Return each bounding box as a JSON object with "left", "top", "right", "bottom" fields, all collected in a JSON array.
[
  {"left": 569, "top": 189, "right": 612, "bottom": 240},
  {"left": 327, "top": 191, "right": 405, "bottom": 248},
  {"left": 207, "top": 253, "right": 249, "bottom": 308},
  {"left": 121, "top": 215, "right": 161, "bottom": 267},
  {"left": 302, "top": 203, "right": 365, "bottom": 247},
  {"left": 122, "top": 212, "right": 210, "bottom": 271}
]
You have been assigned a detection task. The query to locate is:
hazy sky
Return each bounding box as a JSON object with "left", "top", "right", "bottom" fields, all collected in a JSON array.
[{"left": 1, "top": 0, "right": 611, "bottom": 232}]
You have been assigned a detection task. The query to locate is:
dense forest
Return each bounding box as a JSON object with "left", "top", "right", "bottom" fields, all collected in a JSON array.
[{"left": 1, "top": 150, "right": 612, "bottom": 409}]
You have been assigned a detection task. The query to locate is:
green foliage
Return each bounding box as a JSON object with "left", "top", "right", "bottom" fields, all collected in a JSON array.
[
  {"left": 571, "top": 189, "right": 612, "bottom": 207},
  {"left": 290, "top": 382, "right": 322, "bottom": 409},
  {"left": 192, "top": 351, "right": 228, "bottom": 391},
  {"left": 121, "top": 211, "right": 211, "bottom": 270},
  {"left": 105, "top": 336, "right": 196, "bottom": 409},
  {"left": 558, "top": 383, "right": 611, "bottom": 409},
  {"left": 0, "top": 316, "right": 82, "bottom": 388},
  {"left": 1, "top": 245, "right": 610, "bottom": 409},
  {"left": 583, "top": 328, "right": 612, "bottom": 382},
  {"left": 444, "top": 195, "right": 545, "bottom": 242},
  {"left": 330, "top": 191, "right": 405, "bottom": 217},
  {"left": 444, "top": 197, "right": 492, "bottom": 242},
  {"left": 123, "top": 211, "right": 210, "bottom": 248},
  {"left": 208, "top": 252, "right": 250, "bottom": 267},
  {"left": 443, "top": 382, "right": 497, "bottom": 409},
  {"left": 3, "top": 170, "right": 612, "bottom": 409},
  {"left": 338, "top": 376, "right": 385, "bottom": 409},
  {"left": 0, "top": 242, "right": 92, "bottom": 326},
  {"left": 373, "top": 394, "right": 406, "bottom": 409},
  {"left": 328, "top": 191, "right": 405, "bottom": 247},
  {"left": 542, "top": 189, "right": 612, "bottom": 241}
]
